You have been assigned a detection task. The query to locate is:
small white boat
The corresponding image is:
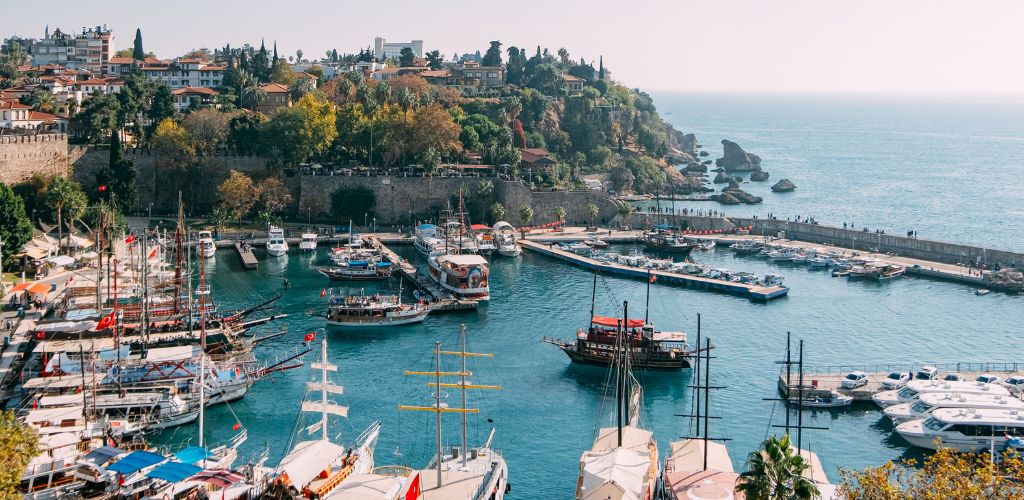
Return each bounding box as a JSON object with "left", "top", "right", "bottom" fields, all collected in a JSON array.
[
  {"left": 197, "top": 231, "right": 216, "bottom": 258},
  {"left": 791, "top": 390, "right": 853, "bottom": 408},
  {"left": 493, "top": 221, "right": 521, "bottom": 257},
  {"left": 299, "top": 233, "right": 318, "bottom": 252},
  {"left": 763, "top": 273, "right": 785, "bottom": 286},
  {"left": 808, "top": 256, "right": 831, "bottom": 268},
  {"left": 585, "top": 237, "right": 609, "bottom": 248},
  {"left": 976, "top": 289, "right": 991, "bottom": 296},
  {"left": 266, "top": 226, "right": 288, "bottom": 256}
]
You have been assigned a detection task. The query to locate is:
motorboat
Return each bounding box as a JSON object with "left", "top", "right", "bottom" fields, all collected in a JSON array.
[
  {"left": 428, "top": 253, "right": 490, "bottom": 300},
  {"left": 871, "top": 264, "right": 906, "bottom": 281},
  {"left": 472, "top": 224, "right": 497, "bottom": 255},
  {"left": 730, "top": 239, "right": 762, "bottom": 254},
  {"left": 197, "top": 231, "right": 216, "bottom": 258},
  {"left": 767, "top": 248, "right": 799, "bottom": 262},
  {"left": 790, "top": 390, "right": 853, "bottom": 408},
  {"left": 299, "top": 233, "right": 318, "bottom": 252},
  {"left": 585, "top": 236, "right": 609, "bottom": 248},
  {"left": 494, "top": 221, "right": 521, "bottom": 257},
  {"left": 871, "top": 379, "right": 1011, "bottom": 408},
  {"left": 326, "top": 291, "right": 429, "bottom": 327},
  {"left": 319, "top": 260, "right": 392, "bottom": 281},
  {"left": 883, "top": 392, "right": 1024, "bottom": 424},
  {"left": 896, "top": 408, "right": 1024, "bottom": 452},
  {"left": 266, "top": 226, "right": 288, "bottom": 256},
  {"left": 762, "top": 273, "right": 785, "bottom": 286},
  {"left": 414, "top": 224, "right": 441, "bottom": 256},
  {"left": 808, "top": 256, "right": 831, "bottom": 268}
]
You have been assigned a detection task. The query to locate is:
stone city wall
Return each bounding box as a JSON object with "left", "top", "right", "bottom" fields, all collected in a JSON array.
[{"left": 0, "top": 134, "right": 70, "bottom": 184}]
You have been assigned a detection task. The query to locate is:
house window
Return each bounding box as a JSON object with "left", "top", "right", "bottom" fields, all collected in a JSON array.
[{"left": 488, "top": 72, "right": 497, "bottom": 78}]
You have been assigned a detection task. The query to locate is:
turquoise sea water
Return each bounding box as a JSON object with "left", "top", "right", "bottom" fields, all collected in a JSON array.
[
  {"left": 158, "top": 242, "right": 1021, "bottom": 498},
  {"left": 651, "top": 92, "right": 1024, "bottom": 252},
  {"left": 154, "top": 94, "right": 1024, "bottom": 498}
]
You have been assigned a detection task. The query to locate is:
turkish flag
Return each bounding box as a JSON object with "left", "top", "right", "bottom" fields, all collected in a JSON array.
[
  {"left": 304, "top": 332, "right": 316, "bottom": 342},
  {"left": 95, "top": 310, "right": 117, "bottom": 330},
  {"left": 405, "top": 473, "right": 421, "bottom": 500},
  {"left": 124, "top": 234, "right": 135, "bottom": 244},
  {"left": 320, "top": 289, "right": 326, "bottom": 298},
  {"left": 98, "top": 185, "right": 108, "bottom": 192},
  {"left": 148, "top": 248, "right": 158, "bottom": 259},
  {"left": 649, "top": 273, "right": 657, "bottom": 284},
  {"left": 232, "top": 422, "right": 241, "bottom": 431}
]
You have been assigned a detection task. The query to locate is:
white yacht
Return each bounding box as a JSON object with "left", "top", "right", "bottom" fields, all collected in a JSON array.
[
  {"left": 326, "top": 291, "right": 429, "bottom": 327},
  {"left": 872, "top": 379, "right": 1011, "bottom": 408},
  {"left": 299, "top": 233, "right": 318, "bottom": 252},
  {"left": 896, "top": 407, "right": 1024, "bottom": 452},
  {"left": 414, "top": 223, "right": 441, "bottom": 256},
  {"left": 197, "top": 230, "right": 216, "bottom": 258},
  {"left": 493, "top": 221, "right": 521, "bottom": 257},
  {"left": 884, "top": 392, "right": 1024, "bottom": 424},
  {"left": 266, "top": 226, "right": 288, "bottom": 256}
]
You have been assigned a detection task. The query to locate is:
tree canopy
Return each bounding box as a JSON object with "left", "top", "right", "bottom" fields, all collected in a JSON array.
[
  {"left": 0, "top": 410, "right": 38, "bottom": 498},
  {"left": 0, "top": 184, "right": 32, "bottom": 267}
]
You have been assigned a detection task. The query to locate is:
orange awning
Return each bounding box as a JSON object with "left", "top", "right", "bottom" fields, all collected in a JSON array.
[
  {"left": 10, "top": 282, "right": 31, "bottom": 292},
  {"left": 27, "top": 283, "right": 51, "bottom": 294},
  {"left": 592, "top": 315, "right": 645, "bottom": 328}
]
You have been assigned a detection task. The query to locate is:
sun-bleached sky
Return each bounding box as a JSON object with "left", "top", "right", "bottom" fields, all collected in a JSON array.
[{"left": 8, "top": 0, "right": 1024, "bottom": 94}]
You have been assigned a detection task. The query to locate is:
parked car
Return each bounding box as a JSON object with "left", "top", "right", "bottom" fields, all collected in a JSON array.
[
  {"left": 841, "top": 371, "right": 869, "bottom": 389},
  {"left": 881, "top": 371, "right": 912, "bottom": 390},
  {"left": 1003, "top": 376, "right": 1024, "bottom": 394},
  {"left": 976, "top": 373, "right": 1002, "bottom": 385},
  {"left": 914, "top": 366, "right": 939, "bottom": 380},
  {"left": 943, "top": 372, "right": 966, "bottom": 382}
]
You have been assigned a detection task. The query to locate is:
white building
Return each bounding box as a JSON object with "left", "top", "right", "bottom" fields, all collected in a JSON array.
[
  {"left": 373, "top": 37, "right": 423, "bottom": 60},
  {"left": 138, "top": 58, "right": 226, "bottom": 90},
  {"left": 31, "top": 25, "right": 114, "bottom": 75}
]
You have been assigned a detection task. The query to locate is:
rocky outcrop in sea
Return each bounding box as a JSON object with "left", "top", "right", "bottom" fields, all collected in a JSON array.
[
  {"left": 710, "top": 187, "right": 762, "bottom": 205},
  {"left": 771, "top": 179, "right": 797, "bottom": 192},
  {"left": 716, "top": 139, "right": 763, "bottom": 172},
  {"left": 750, "top": 171, "right": 770, "bottom": 182}
]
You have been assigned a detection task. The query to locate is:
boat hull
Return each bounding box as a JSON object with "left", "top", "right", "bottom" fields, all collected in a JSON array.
[
  {"left": 327, "top": 311, "right": 429, "bottom": 327},
  {"left": 319, "top": 268, "right": 391, "bottom": 281},
  {"left": 558, "top": 344, "right": 689, "bottom": 370}
]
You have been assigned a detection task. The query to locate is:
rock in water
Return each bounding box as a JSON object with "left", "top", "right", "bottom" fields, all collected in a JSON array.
[
  {"left": 715, "top": 139, "right": 763, "bottom": 172},
  {"left": 772, "top": 179, "right": 797, "bottom": 192},
  {"left": 710, "top": 192, "right": 741, "bottom": 205},
  {"left": 699, "top": 150, "right": 709, "bottom": 157},
  {"left": 680, "top": 133, "right": 698, "bottom": 154},
  {"left": 684, "top": 163, "right": 707, "bottom": 173},
  {"left": 750, "top": 171, "right": 770, "bottom": 182},
  {"left": 713, "top": 172, "right": 731, "bottom": 184},
  {"left": 724, "top": 188, "right": 763, "bottom": 204}
]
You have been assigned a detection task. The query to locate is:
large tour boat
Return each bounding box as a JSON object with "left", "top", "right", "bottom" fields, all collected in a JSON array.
[
  {"left": 428, "top": 253, "right": 490, "bottom": 300},
  {"left": 319, "top": 260, "right": 392, "bottom": 281},
  {"left": 326, "top": 290, "right": 429, "bottom": 327},
  {"left": 414, "top": 223, "right": 441, "bottom": 256}
]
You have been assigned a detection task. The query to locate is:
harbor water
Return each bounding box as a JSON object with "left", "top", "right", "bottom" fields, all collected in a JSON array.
[{"left": 156, "top": 242, "right": 1022, "bottom": 498}]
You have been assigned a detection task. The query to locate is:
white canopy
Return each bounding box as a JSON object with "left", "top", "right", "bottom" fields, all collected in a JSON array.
[
  {"left": 326, "top": 473, "right": 405, "bottom": 499},
  {"left": 277, "top": 439, "right": 346, "bottom": 488},
  {"left": 578, "top": 447, "right": 650, "bottom": 500},
  {"left": 45, "top": 255, "right": 75, "bottom": 267},
  {"left": 591, "top": 426, "right": 654, "bottom": 454}
]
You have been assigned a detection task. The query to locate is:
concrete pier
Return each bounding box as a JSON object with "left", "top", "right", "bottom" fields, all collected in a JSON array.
[
  {"left": 234, "top": 241, "right": 258, "bottom": 270},
  {"left": 519, "top": 240, "right": 789, "bottom": 301},
  {"left": 365, "top": 237, "right": 479, "bottom": 313},
  {"left": 777, "top": 362, "right": 1024, "bottom": 401}
]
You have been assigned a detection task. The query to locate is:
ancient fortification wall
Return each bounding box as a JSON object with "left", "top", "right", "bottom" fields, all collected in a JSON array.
[{"left": 0, "top": 134, "right": 70, "bottom": 184}]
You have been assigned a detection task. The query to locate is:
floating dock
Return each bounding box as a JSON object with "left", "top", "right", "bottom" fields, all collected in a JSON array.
[
  {"left": 777, "top": 362, "right": 1024, "bottom": 401},
  {"left": 519, "top": 240, "right": 788, "bottom": 301},
  {"left": 234, "top": 242, "right": 258, "bottom": 270},
  {"left": 365, "top": 237, "right": 479, "bottom": 314}
]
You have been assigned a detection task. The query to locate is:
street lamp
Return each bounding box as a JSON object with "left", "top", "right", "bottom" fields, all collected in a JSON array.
[
  {"left": 148, "top": 203, "right": 153, "bottom": 227},
  {"left": 373, "top": 217, "right": 376, "bottom": 233},
  {"left": 364, "top": 213, "right": 368, "bottom": 229}
]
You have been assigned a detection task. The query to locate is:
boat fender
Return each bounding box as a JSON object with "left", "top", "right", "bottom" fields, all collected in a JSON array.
[{"left": 506, "top": 482, "right": 511, "bottom": 493}]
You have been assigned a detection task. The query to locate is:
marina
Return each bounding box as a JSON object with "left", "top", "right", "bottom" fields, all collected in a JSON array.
[{"left": 777, "top": 362, "right": 1024, "bottom": 401}]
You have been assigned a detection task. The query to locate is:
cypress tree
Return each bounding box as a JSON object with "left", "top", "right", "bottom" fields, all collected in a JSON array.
[
  {"left": 598, "top": 55, "right": 605, "bottom": 80},
  {"left": 132, "top": 28, "right": 145, "bottom": 60},
  {"left": 272, "top": 41, "right": 278, "bottom": 64}
]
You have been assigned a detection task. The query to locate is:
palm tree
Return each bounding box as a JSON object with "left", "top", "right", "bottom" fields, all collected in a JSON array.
[
  {"left": 737, "top": 434, "right": 820, "bottom": 500},
  {"left": 553, "top": 206, "right": 566, "bottom": 229},
  {"left": 29, "top": 89, "right": 56, "bottom": 114},
  {"left": 519, "top": 204, "right": 534, "bottom": 226},
  {"left": 489, "top": 202, "right": 506, "bottom": 224},
  {"left": 375, "top": 80, "right": 391, "bottom": 104},
  {"left": 585, "top": 203, "right": 599, "bottom": 229},
  {"left": 241, "top": 86, "right": 266, "bottom": 110},
  {"left": 46, "top": 177, "right": 87, "bottom": 253}
]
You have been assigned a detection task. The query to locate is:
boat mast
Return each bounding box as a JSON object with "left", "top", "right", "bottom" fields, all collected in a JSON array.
[
  {"left": 460, "top": 325, "right": 468, "bottom": 467},
  {"left": 321, "top": 339, "right": 329, "bottom": 440},
  {"left": 622, "top": 301, "right": 631, "bottom": 427},
  {"left": 589, "top": 269, "right": 597, "bottom": 321},
  {"left": 797, "top": 339, "right": 804, "bottom": 451},
  {"left": 702, "top": 337, "right": 712, "bottom": 470},
  {"left": 141, "top": 231, "right": 150, "bottom": 356},
  {"left": 644, "top": 270, "right": 651, "bottom": 325},
  {"left": 186, "top": 231, "right": 194, "bottom": 339},
  {"left": 434, "top": 340, "right": 443, "bottom": 487},
  {"left": 174, "top": 192, "right": 184, "bottom": 313},
  {"left": 694, "top": 314, "right": 701, "bottom": 438},
  {"left": 199, "top": 349, "right": 205, "bottom": 448},
  {"left": 199, "top": 239, "right": 207, "bottom": 352}
]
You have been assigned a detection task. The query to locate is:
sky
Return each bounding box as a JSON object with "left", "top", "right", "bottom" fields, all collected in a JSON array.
[{"left": 7, "top": 0, "right": 1024, "bottom": 94}]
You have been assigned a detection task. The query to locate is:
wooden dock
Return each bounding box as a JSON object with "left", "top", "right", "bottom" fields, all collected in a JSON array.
[
  {"left": 777, "top": 362, "right": 1024, "bottom": 401},
  {"left": 234, "top": 242, "right": 258, "bottom": 270},
  {"left": 365, "top": 237, "right": 479, "bottom": 314},
  {"left": 519, "top": 240, "right": 789, "bottom": 301}
]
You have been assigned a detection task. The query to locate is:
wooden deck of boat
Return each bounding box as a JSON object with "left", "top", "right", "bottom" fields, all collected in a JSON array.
[
  {"left": 777, "top": 362, "right": 1024, "bottom": 401},
  {"left": 233, "top": 242, "right": 258, "bottom": 270},
  {"left": 519, "top": 240, "right": 788, "bottom": 301},
  {"left": 365, "top": 237, "right": 479, "bottom": 314}
]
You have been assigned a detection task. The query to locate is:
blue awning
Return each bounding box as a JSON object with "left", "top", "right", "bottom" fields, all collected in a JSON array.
[
  {"left": 146, "top": 461, "right": 203, "bottom": 483},
  {"left": 173, "top": 446, "right": 212, "bottom": 465},
  {"left": 107, "top": 450, "right": 166, "bottom": 474},
  {"left": 348, "top": 260, "right": 369, "bottom": 266},
  {"left": 654, "top": 224, "right": 675, "bottom": 230},
  {"left": 416, "top": 224, "right": 437, "bottom": 230},
  {"left": 377, "top": 262, "right": 392, "bottom": 267}
]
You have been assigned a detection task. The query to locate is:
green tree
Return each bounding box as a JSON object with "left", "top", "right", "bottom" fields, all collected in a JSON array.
[
  {"left": 616, "top": 201, "right": 633, "bottom": 218},
  {"left": 519, "top": 204, "right": 534, "bottom": 225},
  {"left": 425, "top": 50, "right": 443, "bottom": 70},
  {"left": 149, "top": 84, "right": 175, "bottom": 128},
  {"left": 27, "top": 88, "right": 56, "bottom": 113},
  {"left": 181, "top": 108, "right": 232, "bottom": 156},
  {"left": 399, "top": 47, "right": 416, "bottom": 67},
  {"left": 132, "top": 28, "right": 145, "bottom": 60},
  {"left": 306, "top": 65, "right": 325, "bottom": 81},
  {"left": 95, "top": 129, "right": 138, "bottom": 211},
  {"left": 46, "top": 176, "right": 87, "bottom": 250},
  {"left": 0, "top": 410, "right": 39, "bottom": 498},
  {"left": 74, "top": 91, "right": 120, "bottom": 143},
  {"left": 737, "top": 435, "right": 819, "bottom": 500},
  {"left": 585, "top": 203, "right": 599, "bottom": 228},
  {"left": 0, "top": 185, "right": 33, "bottom": 267},
  {"left": 482, "top": 41, "right": 503, "bottom": 66},
  {"left": 331, "top": 185, "right": 376, "bottom": 221},
  {"left": 528, "top": 63, "right": 566, "bottom": 97},
  {"left": 489, "top": 202, "right": 506, "bottom": 224},
  {"left": 217, "top": 170, "right": 259, "bottom": 225},
  {"left": 242, "top": 85, "right": 267, "bottom": 110},
  {"left": 227, "top": 112, "right": 267, "bottom": 154},
  {"left": 553, "top": 206, "right": 566, "bottom": 227},
  {"left": 257, "top": 176, "right": 293, "bottom": 215},
  {"left": 506, "top": 46, "right": 525, "bottom": 85},
  {"left": 270, "top": 58, "right": 296, "bottom": 85},
  {"left": 260, "top": 93, "right": 338, "bottom": 167}
]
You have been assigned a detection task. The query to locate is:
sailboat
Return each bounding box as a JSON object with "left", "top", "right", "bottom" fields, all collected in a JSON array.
[
  {"left": 273, "top": 336, "right": 381, "bottom": 498},
  {"left": 397, "top": 325, "right": 510, "bottom": 499},
  {"left": 662, "top": 321, "right": 739, "bottom": 499},
  {"left": 575, "top": 301, "right": 660, "bottom": 500}
]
